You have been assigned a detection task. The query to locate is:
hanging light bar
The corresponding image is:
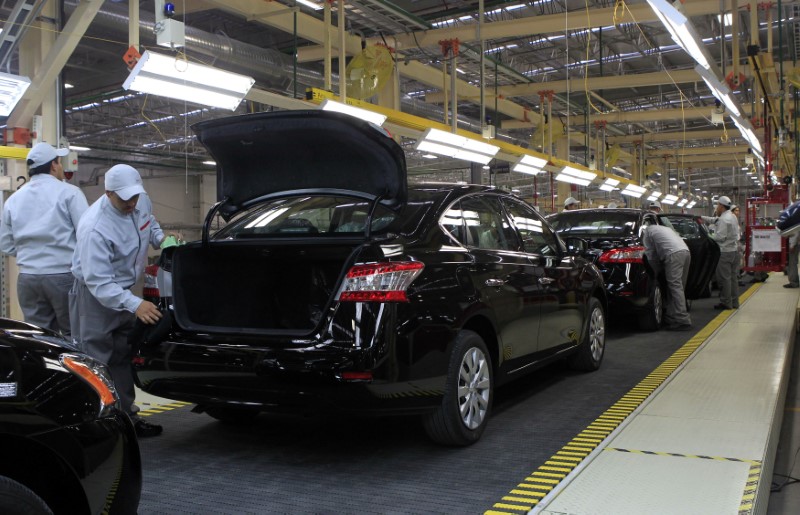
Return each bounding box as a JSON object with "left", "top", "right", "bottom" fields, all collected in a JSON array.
[
  {"left": 677, "top": 198, "right": 689, "bottom": 207},
  {"left": 512, "top": 154, "right": 548, "bottom": 175},
  {"left": 621, "top": 183, "right": 647, "bottom": 198},
  {"left": 646, "top": 0, "right": 712, "bottom": 70},
  {"left": 123, "top": 50, "right": 255, "bottom": 110},
  {"left": 686, "top": 200, "right": 697, "bottom": 208},
  {"left": 414, "top": 128, "right": 500, "bottom": 165},
  {"left": 694, "top": 65, "right": 741, "bottom": 117},
  {"left": 599, "top": 178, "right": 620, "bottom": 192},
  {"left": 555, "top": 165, "right": 597, "bottom": 186},
  {"left": 0, "top": 71, "right": 31, "bottom": 116},
  {"left": 662, "top": 194, "right": 679, "bottom": 205},
  {"left": 320, "top": 99, "right": 387, "bottom": 126},
  {"left": 647, "top": 191, "right": 663, "bottom": 201}
]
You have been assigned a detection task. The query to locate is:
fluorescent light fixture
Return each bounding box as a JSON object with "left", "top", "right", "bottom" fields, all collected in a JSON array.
[
  {"left": 512, "top": 154, "right": 548, "bottom": 175},
  {"left": 296, "top": 0, "right": 323, "bottom": 9},
  {"left": 687, "top": 201, "right": 697, "bottom": 208},
  {"left": 662, "top": 194, "right": 679, "bottom": 205},
  {"left": 647, "top": 191, "right": 663, "bottom": 201},
  {"left": 678, "top": 198, "right": 688, "bottom": 207},
  {"left": 729, "top": 114, "right": 763, "bottom": 154},
  {"left": 320, "top": 99, "right": 387, "bottom": 126},
  {"left": 122, "top": 50, "right": 255, "bottom": 110},
  {"left": 414, "top": 128, "right": 500, "bottom": 165},
  {"left": 621, "top": 183, "right": 647, "bottom": 198},
  {"left": 695, "top": 65, "right": 740, "bottom": 117},
  {"left": 64, "top": 83, "right": 74, "bottom": 89},
  {"left": 202, "top": 160, "right": 216, "bottom": 165},
  {"left": 422, "top": 154, "right": 438, "bottom": 159},
  {"left": 0, "top": 71, "right": 31, "bottom": 116},
  {"left": 599, "top": 178, "right": 620, "bottom": 192},
  {"left": 647, "top": 0, "right": 712, "bottom": 69},
  {"left": 69, "top": 145, "right": 91, "bottom": 152},
  {"left": 555, "top": 165, "right": 597, "bottom": 186}
]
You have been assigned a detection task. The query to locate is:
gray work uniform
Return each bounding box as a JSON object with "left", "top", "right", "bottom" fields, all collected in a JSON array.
[
  {"left": 642, "top": 225, "right": 692, "bottom": 327},
  {"left": 0, "top": 174, "right": 88, "bottom": 334},
  {"left": 70, "top": 195, "right": 161, "bottom": 417},
  {"left": 711, "top": 210, "right": 741, "bottom": 308}
]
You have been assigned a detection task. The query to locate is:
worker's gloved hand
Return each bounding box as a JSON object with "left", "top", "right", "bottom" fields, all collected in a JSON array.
[{"left": 160, "top": 234, "right": 180, "bottom": 249}]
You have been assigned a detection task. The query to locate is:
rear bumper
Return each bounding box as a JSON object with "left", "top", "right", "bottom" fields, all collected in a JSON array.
[
  {"left": 600, "top": 265, "right": 652, "bottom": 316},
  {"left": 135, "top": 339, "right": 447, "bottom": 415}
]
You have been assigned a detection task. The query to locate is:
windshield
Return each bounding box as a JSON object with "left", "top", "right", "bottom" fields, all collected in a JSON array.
[
  {"left": 214, "top": 195, "right": 400, "bottom": 239},
  {"left": 548, "top": 211, "right": 640, "bottom": 237}
]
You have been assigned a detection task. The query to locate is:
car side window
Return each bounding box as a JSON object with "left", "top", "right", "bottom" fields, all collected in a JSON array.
[
  {"left": 459, "top": 196, "right": 514, "bottom": 251},
  {"left": 440, "top": 201, "right": 471, "bottom": 246},
  {"left": 502, "top": 199, "right": 558, "bottom": 256}
]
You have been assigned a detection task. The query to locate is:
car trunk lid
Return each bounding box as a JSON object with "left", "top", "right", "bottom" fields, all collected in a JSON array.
[{"left": 193, "top": 110, "right": 407, "bottom": 219}]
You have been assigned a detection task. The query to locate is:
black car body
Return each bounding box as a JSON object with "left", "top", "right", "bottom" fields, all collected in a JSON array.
[
  {"left": 0, "top": 318, "right": 141, "bottom": 514},
  {"left": 547, "top": 208, "right": 719, "bottom": 330},
  {"left": 133, "top": 110, "right": 608, "bottom": 446}
]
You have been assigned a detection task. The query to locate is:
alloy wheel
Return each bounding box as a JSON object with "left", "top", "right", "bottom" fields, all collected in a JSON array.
[
  {"left": 457, "top": 347, "right": 491, "bottom": 430},
  {"left": 588, "top": 306, "right": 605, "bottom": 361}
]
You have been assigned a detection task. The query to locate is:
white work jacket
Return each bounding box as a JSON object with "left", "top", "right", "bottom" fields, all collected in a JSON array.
[
  {"left": 72, "top": 195, "right": 161, "bottom": 313},
  {"left": 0, "top": 174, "right": 88, "bottom": 274}
]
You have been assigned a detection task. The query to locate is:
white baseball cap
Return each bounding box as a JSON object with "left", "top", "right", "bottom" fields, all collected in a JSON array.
[
  {"left": 717, "top": 195, "right": 732, "bottom": 207},
  {"left": 27, "top": 142, "right": 69, "bottom": 168},
  {"left": 649, "top": 200, "right": 661, "bottom": 209},
  {"left": 564, "top": 196, "right": 580, "bottom": 207},
  {"left": 105, "top": 164, "right": 145, "bottom": 201}
]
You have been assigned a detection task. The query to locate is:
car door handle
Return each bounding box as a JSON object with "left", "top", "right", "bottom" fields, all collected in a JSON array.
[
  {"left": 539, "top": 277, "right": 555, "bottom": 285},
  {"left": 485, "top": 278, "right": 506, "bottom": 287}
]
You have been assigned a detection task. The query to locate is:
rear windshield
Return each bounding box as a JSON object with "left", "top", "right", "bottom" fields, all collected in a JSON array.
[
  {"left": 548, "top": 211, "right": 639, "bottom": 237},
  {"left": 214, "top": 195, "right": 421, "bottom": 239}
]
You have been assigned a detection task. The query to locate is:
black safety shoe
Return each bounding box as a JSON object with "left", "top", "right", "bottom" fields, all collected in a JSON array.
[
  {"left": 784, "top": 284, "right": 799, "bottom": 289},
  {"left": 134, "top": 419, "right": 163, "bottom": 438},
  {"left": 713, "top": 304, "right": 732, "bottom": 310}
]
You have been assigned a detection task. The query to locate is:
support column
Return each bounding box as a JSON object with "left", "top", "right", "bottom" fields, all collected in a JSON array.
[{"left": 555, "top": 135, "right": 571, "bottom": 213}]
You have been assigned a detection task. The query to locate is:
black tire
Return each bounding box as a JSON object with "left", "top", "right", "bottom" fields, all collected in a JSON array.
[
  {"left": 0, "top": 476, "right": 52, "bottom": 515},
  {"left": 205, "top": 406, "right": 260, "bottom": 425},
  {"left": 422, "top": 330, "right": 493, "bottom": 446},
  {"left": 568, "top": 297, "right": 605, "bottom": 371},
  {"left": 637, "top": 282, "right": 663, "bottom": 331}
]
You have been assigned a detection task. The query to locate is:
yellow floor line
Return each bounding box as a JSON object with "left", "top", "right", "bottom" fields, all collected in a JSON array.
[{"left": 484, "top": 282, "right": 763, "bottom": 514}]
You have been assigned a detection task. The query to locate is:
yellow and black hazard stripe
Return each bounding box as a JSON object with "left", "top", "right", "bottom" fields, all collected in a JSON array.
[
  {"left": 739, "top": 461, "right": 761, "bottom": 514},
  {"left": 485, "top": 283, "right": 763, "bottom": 515},
  {"left": 138, "top": 401, "right": 191, "bottom": 417}
]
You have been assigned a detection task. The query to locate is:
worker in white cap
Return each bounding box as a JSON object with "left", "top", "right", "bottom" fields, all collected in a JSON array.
[
  {"left": 70, "top": 164, "right": 165, "bottom": 438},
  {"left": 0, "top": 142, "right": 88, "bottom": 335},
  {"left": 648, "top": 200, "right": 662, "bottom": 213},
  {"left": 703, "top": 195, "right": 740, "bottom": 310},
  {"left": 642, "top": 224, "right": 692, "bottom": 331},
  {"left": 563, "top": 196, "right": 580, "bottom": 212}
]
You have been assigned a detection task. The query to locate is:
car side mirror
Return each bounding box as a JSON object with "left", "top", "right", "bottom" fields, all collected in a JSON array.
[{"left": 563, "top": 237, "right": 587, "bottom": 255}]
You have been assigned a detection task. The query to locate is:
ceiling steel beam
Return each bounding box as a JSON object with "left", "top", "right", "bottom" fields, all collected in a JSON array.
[
  {"left": 607, "top": 129, "right": 748, "bottom": 143},
  {"left": 8, "top": 0, "right": 104, "bottom": 127}
]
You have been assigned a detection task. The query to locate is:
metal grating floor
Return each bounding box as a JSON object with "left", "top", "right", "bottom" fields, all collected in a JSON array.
[{"left": 130, "top": 283, "right": 792, "bottom": 514}]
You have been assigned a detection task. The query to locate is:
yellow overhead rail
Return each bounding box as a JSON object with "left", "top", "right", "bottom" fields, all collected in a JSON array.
[
  {"left": 0, "top": 146, "right": 30, "bottom": 160},
  {"left": 305, "top": 87, "right": 638, "bottom": 188}
]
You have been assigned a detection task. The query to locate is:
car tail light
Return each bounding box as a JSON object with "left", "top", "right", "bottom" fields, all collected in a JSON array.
[
  {"left": 143, "top": 264, "right": 160, "bottom": 299},
  {"left": 598, "top": 246, "right": 645, "bottom": 264},
  {"left": 341, "top": 371, "right": 373, "bottom": 381},
  {"left": 337, "top": 261, "right": 424, "bottom": 302},
  {"left": 61, "top": 354, "right": 119, "bottom": 416}
]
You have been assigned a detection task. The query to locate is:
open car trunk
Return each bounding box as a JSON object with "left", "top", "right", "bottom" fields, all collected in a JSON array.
[{"left": 171, "top": 241, "right": 363, "bottom": 334}]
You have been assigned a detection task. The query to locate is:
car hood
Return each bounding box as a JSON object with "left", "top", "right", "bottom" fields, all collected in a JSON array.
[{"left": 193, "top": 110, "right": 407, "bottom": 217}]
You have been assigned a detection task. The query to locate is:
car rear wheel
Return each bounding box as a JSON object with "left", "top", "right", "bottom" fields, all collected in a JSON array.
[
  {"left": 423, "top": 330, "right": 493, "bottom": 446},
  {"left": 204, "top": 406, "right": 260, "bottom": 425},
  {"left": 638, "top": 283, "right": 663, "bottom": 331},
  {"left": 0, "top": 475, "right": 52, "bottom": 515},
  {"left": 568, "top": 297, "right": 605, "bottom": 371}
]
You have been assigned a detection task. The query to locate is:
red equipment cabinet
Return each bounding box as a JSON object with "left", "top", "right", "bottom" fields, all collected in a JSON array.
[{"left": 743, "top": 186, "right": 789, "bottom": 282}]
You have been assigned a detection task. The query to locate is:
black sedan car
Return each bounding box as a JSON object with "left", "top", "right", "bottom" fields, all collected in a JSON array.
[
  {"left": 133, "top": 110, "right": 607, "bottom": 446},
  {"left": 0, "top": 318, "right": 141, "bottom": 514},
  {"left": 547, "top": 208, "right": 719, "bottom": 330}
]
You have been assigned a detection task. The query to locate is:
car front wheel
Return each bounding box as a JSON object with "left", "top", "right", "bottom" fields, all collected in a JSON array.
[
  {"left": 423, "top": 330, "right": 493, "bottom": 446},
  {"left": 568, "top": 297, "right": 605, "bottom": 371},
  {"left": 0, "top": 475, "right": 52, "bottom": 515},
  {"left": 638, "top": 282, "right": 663, "bottom": 331}
]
